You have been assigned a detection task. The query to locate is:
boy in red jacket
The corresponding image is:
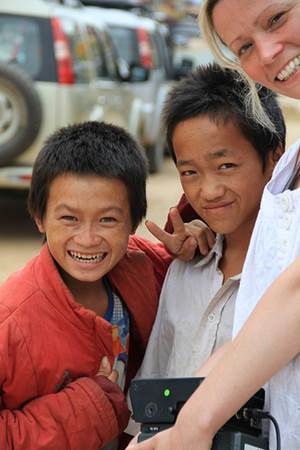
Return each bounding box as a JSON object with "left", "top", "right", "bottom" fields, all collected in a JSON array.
[{"left": 0, "top": 121, "right": 189, "bottom": 450}]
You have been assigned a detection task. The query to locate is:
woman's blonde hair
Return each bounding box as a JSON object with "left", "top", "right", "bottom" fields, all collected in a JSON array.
[{"left": 199, "top": 0, "right": 277, "bottom": 133}]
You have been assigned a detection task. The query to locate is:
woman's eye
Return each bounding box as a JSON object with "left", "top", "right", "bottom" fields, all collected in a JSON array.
[
  {"left": 238, "top": 42, "right": 252, "bottom": 57},
  {"left": 269, "top": 11, "right": 285, "bottom": 28}
]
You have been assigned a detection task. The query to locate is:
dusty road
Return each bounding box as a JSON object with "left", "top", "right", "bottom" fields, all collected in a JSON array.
[{"left": 0, "top": 105, "right": 299, "bottom": 284}]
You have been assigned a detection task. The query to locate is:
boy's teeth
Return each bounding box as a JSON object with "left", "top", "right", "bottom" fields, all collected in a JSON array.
[
  {"left": 69, "top": 251, "right": 105, "bottom": 263},
  {"left": 277, "top": 56, "right": 300, "bottom": 81}
]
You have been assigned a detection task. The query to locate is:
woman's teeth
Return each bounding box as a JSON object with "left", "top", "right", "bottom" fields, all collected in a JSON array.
[
  {"left": 277, "top": 56, "right": 300, "bottom": 81},
  {"left": 68, "top": 251, "right": 106, "bottom": 263}
]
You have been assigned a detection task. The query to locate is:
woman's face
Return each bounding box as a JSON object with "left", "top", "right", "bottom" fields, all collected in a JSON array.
[{"left": 212, "top": 0, "right": 300, "bottom": 99}]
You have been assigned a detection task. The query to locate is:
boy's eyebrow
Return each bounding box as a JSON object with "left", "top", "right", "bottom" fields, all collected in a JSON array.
[
  {"left": 177, "top": 149, "right": 233, "bottom": 166},
  {"left": 207, "top": 149, "right": 233, "bottom": 159},
  {"left": 54, "top": 204, "right": 124, "bottom": 214}
]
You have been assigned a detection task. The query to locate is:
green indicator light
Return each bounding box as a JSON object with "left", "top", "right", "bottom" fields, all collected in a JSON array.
[{"left": 163, "top": 388, "right": 171, "bottom": 397}]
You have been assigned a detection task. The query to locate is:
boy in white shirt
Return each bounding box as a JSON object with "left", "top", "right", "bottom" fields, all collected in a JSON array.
[{"left": 135, "top": 63, "right": 285, "bottom": 381}]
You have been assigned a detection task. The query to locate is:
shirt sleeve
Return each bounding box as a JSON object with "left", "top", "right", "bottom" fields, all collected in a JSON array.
[
  {"left": 0, "top": 377, "right": 129, "bottom": 450},
  {"left": 128, "top": 235, "right": 173, "bottom": 287}
]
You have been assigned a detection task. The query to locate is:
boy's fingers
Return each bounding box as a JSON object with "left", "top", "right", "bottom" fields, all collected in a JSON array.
[
  {"left": 177, "top": 236, "right": 197, "bottom": 261},
  {"left": 168, "top": 207, "right": 185, "bottom": 235},
  {"left": 204, "top": 227, "right": 216, "bottom": 249},
  {"left": 108, "top": 369, "right": 119, "bottom": 383},
  {"left": 145, "top": 220, "right": 169, "bottom": 243},
  {"left": 197, "top": 229, "right": 216, "bottom": 256},
  {"left": 97, "top": 356, "right": 112, "bottom": 377}
]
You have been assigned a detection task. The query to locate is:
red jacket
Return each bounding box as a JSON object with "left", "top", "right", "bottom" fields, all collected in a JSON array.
[{"left": 0, "top": 237, "right": 172, "bottom": 450}]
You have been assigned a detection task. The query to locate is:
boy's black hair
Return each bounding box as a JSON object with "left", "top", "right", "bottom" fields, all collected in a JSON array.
[
  {"left": 28, "top": 121, "right": 147, "bottom": 230},
  {"left": 164, "top": 63, "right": 286, "bottom": 168}
]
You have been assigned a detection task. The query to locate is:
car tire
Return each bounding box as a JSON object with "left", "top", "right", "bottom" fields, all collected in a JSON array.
[
  {"left": 146, "top": 133, "right": 165, "bottom": 173},
  {"left": 0, "top": 64, "right": 43, "bottom": 165}
]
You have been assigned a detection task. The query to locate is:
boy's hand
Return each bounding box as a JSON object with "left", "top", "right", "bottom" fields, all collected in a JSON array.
[
  {"left": 185, "top": 219, "right": 215, "bottom": 256},
  {"left": 146, "top": 207, "right": 215, "bottom": 261},
  {"left": 97, "top": 356, "right": 119, "bottom": 383}
]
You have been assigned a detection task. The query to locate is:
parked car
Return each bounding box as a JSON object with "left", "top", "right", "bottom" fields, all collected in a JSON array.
[
  {"left": 84, "top": 6, "right": 175, "bottom": 172},
  {"left": 81, "top": 0, "right": 152, "bottom": 15},
  {"left": 0, "top": 0, "right": 143, "bottom": 189}
]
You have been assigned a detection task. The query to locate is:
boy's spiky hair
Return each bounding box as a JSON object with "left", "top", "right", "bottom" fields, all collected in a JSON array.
[{"left": 164, "top": 63, "right": 286, "bottom": 168}]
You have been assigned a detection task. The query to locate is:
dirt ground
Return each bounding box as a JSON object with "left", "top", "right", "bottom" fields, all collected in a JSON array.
[{"left": 0, "top": 104, "right": 299, "bottom": 284}]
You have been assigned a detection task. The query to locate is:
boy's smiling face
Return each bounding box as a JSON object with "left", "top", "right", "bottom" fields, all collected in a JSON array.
[{"left": 35, "top": 173, "right": 132, "bottom": 286}]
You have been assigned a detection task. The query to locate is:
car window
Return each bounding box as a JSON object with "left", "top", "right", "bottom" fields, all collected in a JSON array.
[
  {"left": 153, "top": 29, "right": 173, "bottom": 77},
  {"left": 148, "top": 32, "right": 160, "bottom": 69},
  {"left": 86, "top": 25, "right": 107, "bottom": 78},
  {"left": 109, "top": 26, "right": 139, "bottom": 66},
  {"left": 101, "top": 31, "right": 119, "bottom": 79},
  {"left": 0, "top": 14, "right": 43, "bottom": 79},
  {"left": 60, "top": 17, "right": 92, "bottom": 83},
  {"left": 86, "top": 25, "right": 118, "bottom": 79}
]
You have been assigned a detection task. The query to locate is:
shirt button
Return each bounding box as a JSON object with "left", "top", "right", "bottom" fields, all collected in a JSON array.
[
  {"left": 208, "top": 313, "right": 216, "bottom": 322},
  {"left": 279, "top": 195, "right": 290, "bottom": 212},
  {"left": 283, "top": 214, "right": 292, "bottom": 230},
  {"left": 282, "top": 238, "right": 288, "bottom": 248}
]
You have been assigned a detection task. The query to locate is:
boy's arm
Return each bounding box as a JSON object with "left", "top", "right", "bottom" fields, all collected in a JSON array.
[
  {"left": 0, "top": 375, "right": 129, "bottom": 450},
  {"left": 126, "top": 255, "right": 300, "bottom": 450}
]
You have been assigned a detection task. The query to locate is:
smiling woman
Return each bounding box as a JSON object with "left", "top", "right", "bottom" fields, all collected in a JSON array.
[{"left": 200, "top": 0, "right": 300, "bottom": 100}]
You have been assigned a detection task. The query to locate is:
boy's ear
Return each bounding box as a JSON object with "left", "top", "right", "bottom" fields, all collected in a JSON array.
[
  {"left": 272, "top": 144, "right": 284, "bottom": 166},
  {"left": 34, "top": 215, "right": 45, "bottom": 234},
  {"left": 130, "top": 225, "right": 138, "bottom": 235}
]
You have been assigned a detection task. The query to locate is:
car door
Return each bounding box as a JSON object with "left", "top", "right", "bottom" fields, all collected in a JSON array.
[{"left": 87, "top": 24, "right": 138, "bottom": 134}]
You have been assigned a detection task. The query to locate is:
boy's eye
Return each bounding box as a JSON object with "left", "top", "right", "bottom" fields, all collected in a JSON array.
[
  {"left": 100, "top": 217, "right": 117, "bottom": 223},
  {"left": 219, "top": 163, "right": 236, "bottom": 170},
  {"left": 180, "top": 169, "right": 197, "bottom": 177},
  {"left": 61, "top": 215, "right": 77, "bottom": 222}
]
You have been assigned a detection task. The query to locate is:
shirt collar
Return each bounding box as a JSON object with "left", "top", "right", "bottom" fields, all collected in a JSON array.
[
  {"left": 191, "top": 234, "right": 241, "bottom": 280},
  {"left": 193, "top": 233, "right": 224, "bottom": 267}
]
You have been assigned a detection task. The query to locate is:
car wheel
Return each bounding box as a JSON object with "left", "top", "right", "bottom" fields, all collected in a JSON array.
[
  {"left": 146, "top": 133, "right": 165, "bottom": 174},
  {"left": 0, "top": 64, "right": 42, "bottom": 165}
]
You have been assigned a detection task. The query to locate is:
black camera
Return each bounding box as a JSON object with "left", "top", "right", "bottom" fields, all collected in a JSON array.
[{"left": 130, "top": 377, "right": 269, "bottom": 450}]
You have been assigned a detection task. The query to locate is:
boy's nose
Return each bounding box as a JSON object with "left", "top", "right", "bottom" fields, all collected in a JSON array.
[
  {"left": 200, "top": 181, "right": 225, "bottom": 201},
  {"left": 74, "top": 226, "right": 103, "bottom": 247}
]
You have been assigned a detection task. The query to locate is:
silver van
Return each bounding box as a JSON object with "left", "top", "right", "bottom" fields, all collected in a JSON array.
[
  {"left": 0, "top": 0, "right": 143, "bottom": 189},
  {"left": 85, "top": 6, "right": 174, "bottom": 172}
]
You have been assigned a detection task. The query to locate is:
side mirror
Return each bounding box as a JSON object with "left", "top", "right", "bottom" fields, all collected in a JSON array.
[
  {"left": 117, "top": 58, "right": 131, "bottom": 81},
  {"left": 173, "top": 57, "right": 194, "bottom": 80},
  {"left": 129, "top": 65, "right": 150, "bottom": 82}
]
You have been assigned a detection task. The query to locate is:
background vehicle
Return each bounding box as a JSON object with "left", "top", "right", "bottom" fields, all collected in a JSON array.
[
  {"left": 0, "top": 0, "right": 142, "bottom": 189},
  {"left": 85, "top": 6, "right": 175, "bottom": 172}
]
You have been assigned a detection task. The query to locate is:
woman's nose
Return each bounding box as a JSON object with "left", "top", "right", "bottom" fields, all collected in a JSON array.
[{"left": 256, "top": 35, "right": 283, "bottom": 65}]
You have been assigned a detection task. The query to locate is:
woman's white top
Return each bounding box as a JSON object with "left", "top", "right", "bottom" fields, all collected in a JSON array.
[{"left": 233, "top": 139, "right": 300, "bottom": 450}]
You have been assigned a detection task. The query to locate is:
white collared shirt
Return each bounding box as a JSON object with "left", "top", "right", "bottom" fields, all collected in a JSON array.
[
  {"left": 233, "top": 138, "right": 300, "bottom": 450},
  {"left": 138, "top": 234, "right": 240, "bottom": 378}
]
